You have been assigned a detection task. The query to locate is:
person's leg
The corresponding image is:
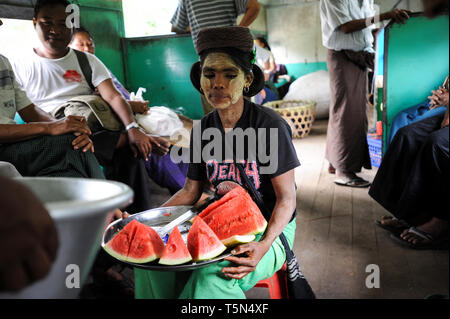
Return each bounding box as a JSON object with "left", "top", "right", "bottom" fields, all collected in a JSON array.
[
  {"left": 145, "top": 153, "right": 188, "bottom": 194},
  {"left": 134, "top": 268, "right": 191, "bottom": 299},
  {"left": 325, "top": 50, "right": 371, "bottom": 182},
  {"left": 395, "top": 123, "right": 449, "bottom": 226},
  {"left": 104, "top": 146, "right": 153, "bottom": 214},
  {"left": 178, "top": 220, "right": 296, "bottom": 299},
  {"left": 369, "top": 115, "right": 444, "bottom": 217},
  {"left": 0, "top": 135, "right": 104, "bottom": 179}
]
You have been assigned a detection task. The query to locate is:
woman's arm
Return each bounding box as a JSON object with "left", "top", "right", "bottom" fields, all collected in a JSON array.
[
  {"left": 162, "top": 178, "right": 205, "bottom": 207},
  {"left": 222, "top": 169, "right": 297, "bottom": 279}
]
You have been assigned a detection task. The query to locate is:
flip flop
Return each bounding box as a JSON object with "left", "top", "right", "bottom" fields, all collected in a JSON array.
[
  {"left": 375, "top": 216, "right": 409, "bottom": 236},
  {"left": 334, "top": 177, "right": 371, "bottom": 188},
  {"left": 390, "top": 227, "right": 449, "bottom": 250}
]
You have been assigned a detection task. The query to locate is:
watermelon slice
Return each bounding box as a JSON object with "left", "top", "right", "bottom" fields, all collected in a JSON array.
[
  {"left": 200, "top": 188, "right": 268, "bottom": 247},
  {"left": 159, "top": 226, "right": 192, "bottom": 265},
  {"left": 187, "top": 217, "right": 226, "bottom": 262},
  {"left": 103, "top": 219, "right": 140, "bottom": 261},
  {"left": 104, "top": 220, "right": 165, "bottom": 264},
  {"left": 222, "top": 234, "right": 256, "bottom": 247},
  {"left": 198, "top": 186, "right": 247, "bottom": 221},
  {"left": 127, "top": 223, "right": 165, "bottom": 263}
]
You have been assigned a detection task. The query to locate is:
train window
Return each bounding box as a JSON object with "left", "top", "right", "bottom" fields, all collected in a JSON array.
[
  {"left": 0, "top": 19, "right": 39, "bottom": 60},
  {"left": 122, "top": 0, "right": 179, "bottom": 37}
]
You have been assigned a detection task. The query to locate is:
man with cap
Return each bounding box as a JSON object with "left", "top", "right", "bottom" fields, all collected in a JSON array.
[
  {"left": 134, "top": 26, "right": 300, "bottom": 299},
  {"left": 170, "top": 0, "right": 261, "bottom": 115}
]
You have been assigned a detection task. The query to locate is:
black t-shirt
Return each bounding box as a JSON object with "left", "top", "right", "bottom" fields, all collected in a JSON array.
[{"left": 187, "top": 100, "right": 300, "bottom": 218}]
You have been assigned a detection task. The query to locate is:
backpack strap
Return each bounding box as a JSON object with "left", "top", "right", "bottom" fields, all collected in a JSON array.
[{"left": 73, "top": 49, "right": 95, "bottom": 92}]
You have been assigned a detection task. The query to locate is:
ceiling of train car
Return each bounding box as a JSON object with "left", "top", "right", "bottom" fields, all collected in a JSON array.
[{"left": 0, "top": 0, "right": 36, "bottom": 19}]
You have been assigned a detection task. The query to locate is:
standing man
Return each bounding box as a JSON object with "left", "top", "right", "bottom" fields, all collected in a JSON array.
[
  {"left": 320, "top": 0, "right": 410, "bottom": 187},
  {"left": 171, "top": 0, "right": 261, "bottom": 114}
]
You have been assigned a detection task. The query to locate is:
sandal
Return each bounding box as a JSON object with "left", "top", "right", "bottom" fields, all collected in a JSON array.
[
  {"left": 390, "top": 227, "right": 449, "bottom": 250},
  {"left": 375, "top": 216, "right": 409, "bottom": 236},
  {"left": 334, "top": 177, "right": 371, "bottom": 188}
]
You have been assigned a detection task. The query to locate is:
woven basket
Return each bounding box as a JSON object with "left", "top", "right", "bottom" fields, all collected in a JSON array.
[{"left": 263, "top": 100, "right": 317, "bottom": 139}]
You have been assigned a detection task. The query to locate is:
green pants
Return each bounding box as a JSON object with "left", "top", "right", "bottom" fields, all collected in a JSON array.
[{"left": 134, "top": 219, "right": 296, "bottom": 299}]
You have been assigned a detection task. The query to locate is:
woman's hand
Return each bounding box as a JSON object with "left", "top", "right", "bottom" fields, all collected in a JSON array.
[
  {"left": 148, "top": 136, "right": 171, "bottom": 156},
  {"left": 72, "top": 133, "right": 94, "bottom": 153},
  {"left": 222, "top": 241, "right": 271, "bottom": 279},
  {"left": 429, "top": 88, "right": 449, "bottom": 110},
  {"left": 129, "top": 101, "right": 150, "bottom": 115}
]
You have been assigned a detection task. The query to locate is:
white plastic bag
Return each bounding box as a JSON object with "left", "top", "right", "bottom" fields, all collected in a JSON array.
[
  {"left": 283, "top": 70, "right": 331, "bottom": 119},
  {"left": 136, "top": 106, "right": 183, "bottom": 137}
]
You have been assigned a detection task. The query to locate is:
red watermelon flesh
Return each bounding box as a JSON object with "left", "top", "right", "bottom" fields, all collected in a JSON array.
[
  {"left": 127, "top": 223, "right": 165, "bottom": 263},
  {"left": 187, "top": 217, "right": 226, "bottom": 262},
  {"left": 198, "top": 186, "right": 247, "bottom": 221},
  {"left": 103, "top": 219, "right": 140, "bottom": 261},
  {"left": 202, "top": 191, "right": 267, "bottom": 246},
  {"left": 104, "top": 220, "right": 165, "bottom": 264},
  {"left": 159, "top": 226, "right": 192, "bottom": 265}
]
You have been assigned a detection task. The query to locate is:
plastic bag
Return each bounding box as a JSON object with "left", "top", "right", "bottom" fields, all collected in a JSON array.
[{"left": 136, "top": 106, "right": 183, "bottom": 137}]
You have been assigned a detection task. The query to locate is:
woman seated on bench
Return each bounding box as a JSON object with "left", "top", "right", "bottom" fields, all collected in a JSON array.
[{"left": 369, "top": 0, "right": 449, "bottom": 250}]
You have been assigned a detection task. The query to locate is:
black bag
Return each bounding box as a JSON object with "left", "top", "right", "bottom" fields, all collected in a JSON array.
[{"left": 235, "top": 163, "right": 316, "bottom": 299}]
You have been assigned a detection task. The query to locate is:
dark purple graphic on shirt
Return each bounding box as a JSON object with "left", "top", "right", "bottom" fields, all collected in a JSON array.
[{"left": 206, "top": 159, "right": 261, "bottom": 190}]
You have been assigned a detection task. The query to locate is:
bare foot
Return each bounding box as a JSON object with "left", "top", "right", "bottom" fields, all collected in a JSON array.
[
  {"left": 380, "top": 216, "right": 408, "bottom": 229},
  {"left": 401, "top": 217, "right": 448, "bottom": 245}
]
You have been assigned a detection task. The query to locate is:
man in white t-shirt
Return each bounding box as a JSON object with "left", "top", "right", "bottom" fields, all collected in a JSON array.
[
  {"left": 12, "top": 0, "right": 170, "bottom": 213},
  {"left": 0, "top": 19, "right": 102, "bottom": 180}
]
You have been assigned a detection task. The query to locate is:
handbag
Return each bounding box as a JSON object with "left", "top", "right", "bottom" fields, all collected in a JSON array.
[
  {"left": 51, "top": 50, "right": 123, "bottom": 132},
  {"left": 235, "top": 163, "right": 316, "bottom": 299}
]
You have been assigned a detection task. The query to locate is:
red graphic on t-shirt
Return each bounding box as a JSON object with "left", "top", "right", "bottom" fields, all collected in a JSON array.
[{"left": 63, "top": 70, "right": 82, "bottom": 83}]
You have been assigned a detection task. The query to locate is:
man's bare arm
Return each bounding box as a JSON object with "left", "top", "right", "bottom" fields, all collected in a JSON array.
[
  {"left": 238, "top": 0, "right": 261, "bottom": 27},
  {"left": 340, "top": 9, "right": 411, "bottom": 34},
  {"left": 0, "top": 105, "right": 91, "bottom": 143}
]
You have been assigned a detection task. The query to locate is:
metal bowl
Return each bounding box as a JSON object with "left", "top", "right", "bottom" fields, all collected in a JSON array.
[
  {"left": 102, "top": 206, "right": 232, "bottom": 271},
  {"left": 0, "top": 177, "right": 133, "bottom": 299}
]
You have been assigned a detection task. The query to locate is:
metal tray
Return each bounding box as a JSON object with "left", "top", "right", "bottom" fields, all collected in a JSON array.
[{"left": 101, "top": 206, "right": 232, "bottom": 271}]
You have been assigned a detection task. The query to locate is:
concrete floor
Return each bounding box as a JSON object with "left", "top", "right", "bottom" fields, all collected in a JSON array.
[{"left": 146, "top": 119, "right": 449, "bottom": 299}]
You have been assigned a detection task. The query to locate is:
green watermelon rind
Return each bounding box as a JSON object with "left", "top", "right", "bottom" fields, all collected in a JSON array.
[
  {"left": 221, "top": 234, "right": 256, "bottom": 247},
  {"left": 159, "top": 255, "right": 193, "bottom": 266},
  {"left": 126, "top": 254, "right": 160, "bottom": 264},
  {"left": 103, "top": 243, "right": 128, "bottom": 262},
  {"left": 195, "top": 243, "right": 227, "bottom": 262}
]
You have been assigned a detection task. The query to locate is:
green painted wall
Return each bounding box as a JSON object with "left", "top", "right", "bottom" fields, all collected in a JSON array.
[
  {"left": 285, "top": 62, "right": 328, "bottom": 81},
  {"left": 123, "top": 35, "right": 203, "bottom": 120},
  {"left": 383, "top": 15, "right": 449, "bottom": 151},
  {"left": 77, "top": 0, "right": 126, "bottom": 84}
]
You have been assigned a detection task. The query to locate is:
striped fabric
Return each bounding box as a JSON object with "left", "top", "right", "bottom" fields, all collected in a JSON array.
[{"left": 171, "top": 0, "right": 249, "bottom": 48}]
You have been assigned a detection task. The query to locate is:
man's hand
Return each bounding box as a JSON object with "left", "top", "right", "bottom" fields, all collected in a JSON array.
[
  {"left": 127, "top": 128, "right": 153, "bottom": 160},
  {"left": 382, "top": 9, "right": 411, "bottom": 24},
  {"left": 222, "top": 241, "right": 271, "bottom": 279},
  {"left": 0, "top": 177, "right": 59, "bottom": 292},
  {"left": 72, "top": 133, "right": 95, "bottom": 153},
  {"left": 429, "top": 88, "right": 449, "bottom": 110},
  {"left": 129, "top": 101, "right": 150, "bottom": 115},
  {"left": 47, "top": 116, "right": 91, "bottom": 136},
  {"left": 148, "top": 136, "right": 171, "bottom": 156}
]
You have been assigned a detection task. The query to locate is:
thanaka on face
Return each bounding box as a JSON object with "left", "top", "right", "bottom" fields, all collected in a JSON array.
[
  {"left": 70, "top": 32, "right": 95, "bottom": 55},
  {"left": 200, "top": 52, "right": 253, "bottom": 110}
]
